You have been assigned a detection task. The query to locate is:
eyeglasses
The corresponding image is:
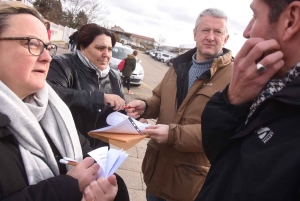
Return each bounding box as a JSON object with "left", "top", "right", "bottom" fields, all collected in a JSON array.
[{"left": 0, "top": 37, "right": 57, "bottom": 57}]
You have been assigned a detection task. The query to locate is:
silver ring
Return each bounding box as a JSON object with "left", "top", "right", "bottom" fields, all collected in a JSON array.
[{"left": 256, "top": 63, "right": 267, "bottom": 73}]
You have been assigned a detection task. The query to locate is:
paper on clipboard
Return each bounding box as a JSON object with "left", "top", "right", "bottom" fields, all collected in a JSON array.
[{"left": 91, "top": 111, "right": 150, "bottom": 134}]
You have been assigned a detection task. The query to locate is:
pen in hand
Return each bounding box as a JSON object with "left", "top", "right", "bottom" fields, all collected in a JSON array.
[{"left": 59, "top": 157, "right": 79, "bottom": 166}]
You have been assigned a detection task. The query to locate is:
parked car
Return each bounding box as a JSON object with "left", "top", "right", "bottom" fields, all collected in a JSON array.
[
  {"left": 149, "top": 50, "right": 157, "bottom": 58},
  {"left": 145, "top": 49, "right": 155, "bottom": 54},
  {"left": 109, "top": 42, "right": 144, "bottom": 86},
  {"left": 166, "top": 59, "right": 173, "bottom": 67},
  {"left": 157, "top": 52, "right": 177, "bottom": 63}
]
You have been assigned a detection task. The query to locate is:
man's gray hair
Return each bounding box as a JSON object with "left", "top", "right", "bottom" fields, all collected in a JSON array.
[{"left": 194, "top": 8, "right": 228, "bottom": 33}]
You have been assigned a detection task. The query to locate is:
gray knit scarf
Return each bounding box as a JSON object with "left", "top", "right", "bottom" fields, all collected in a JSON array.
[
  {"left": 246, "top": 62, "right": 300, "bottom": 124},
  {"left": 0, "top": 81, "right": 83, "bottom": 184},
  {"left": 76, "top": 50, "right": 110, "bottom": 78}
]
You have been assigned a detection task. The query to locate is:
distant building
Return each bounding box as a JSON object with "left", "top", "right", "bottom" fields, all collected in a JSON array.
[
  {"left": 109, "top": 28, "right": 155, "bottom": 49},
  {"left": 131, "top": 34, "right": 155, "bottom": 46},
  {"left": 111, "top": 25, "right": 124, "bottom": 32}
]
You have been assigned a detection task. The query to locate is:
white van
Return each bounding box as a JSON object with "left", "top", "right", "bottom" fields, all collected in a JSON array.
[{"left": 109, "top": 42, "right": 144, "bottom": 86}]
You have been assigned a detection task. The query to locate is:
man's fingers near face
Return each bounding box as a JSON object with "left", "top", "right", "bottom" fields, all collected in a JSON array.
[{"left": 236, "top": 38, "right": 265, "bottom": 59}]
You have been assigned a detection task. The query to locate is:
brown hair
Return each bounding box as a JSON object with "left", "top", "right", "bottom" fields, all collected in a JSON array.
[
  {"left": 263, "top": 0, "right": 297, "bottom": 23},
  {"left": 0, "top": 2, "right": 43, "bottom": 35},
  {"left": 44, "top": 21, "right": 50, "bottom": 30},
  {"left": 77, "top": 23, "right": 116, "bottom": 50},
  {"left": 133, "top": 50, "right": 138, "bottom": 56}
]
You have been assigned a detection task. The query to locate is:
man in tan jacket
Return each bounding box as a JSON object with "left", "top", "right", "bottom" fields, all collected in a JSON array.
[{"left": 126, "top": 8, "right": 233, "bottom": 201}]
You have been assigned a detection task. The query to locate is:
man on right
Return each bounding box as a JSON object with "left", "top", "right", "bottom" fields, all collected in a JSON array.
[{"left": 196, "top": 0, "right": 300, "bottom": 200}]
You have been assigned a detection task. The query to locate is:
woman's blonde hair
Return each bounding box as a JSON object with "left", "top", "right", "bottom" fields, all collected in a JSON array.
[{"left": 0, "top": 2, "right": 43, "bottom": 35}]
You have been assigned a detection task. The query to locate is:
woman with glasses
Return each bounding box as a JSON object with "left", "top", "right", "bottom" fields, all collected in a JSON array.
[{"left": 0, "top": 2, "right": 117, "bottom": 201}]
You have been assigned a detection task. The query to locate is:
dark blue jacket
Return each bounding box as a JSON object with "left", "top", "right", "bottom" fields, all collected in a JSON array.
[{"left": 196, "top": 77, "right": 300, "bottom": 201}]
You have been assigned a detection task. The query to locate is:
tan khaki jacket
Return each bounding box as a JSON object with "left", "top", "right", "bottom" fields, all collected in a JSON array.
[{"left": 141, "top": 48, "right": 233, "bottom": 201}]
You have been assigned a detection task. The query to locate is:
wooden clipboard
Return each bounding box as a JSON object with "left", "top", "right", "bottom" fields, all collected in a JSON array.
[{"left": 88, "top": 132, "right": 149, "bottom": 150}]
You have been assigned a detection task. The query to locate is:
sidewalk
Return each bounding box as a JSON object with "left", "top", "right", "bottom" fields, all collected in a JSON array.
[
  {"left": 113, "top": 138, "right": 148, "bottom": 201},
  {"left": 56, "top": 45, "right": 150, "bottom": 201}
]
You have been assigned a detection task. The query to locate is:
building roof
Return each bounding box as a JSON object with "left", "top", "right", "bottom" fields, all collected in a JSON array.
[
  {"left": 131, "top": 34, "right": 155, "bottom": 42},
  {"left": 111, "top": 25, "right": 124, "bottom": 32}
]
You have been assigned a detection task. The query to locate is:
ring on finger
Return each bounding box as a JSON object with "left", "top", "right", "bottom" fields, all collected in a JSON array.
[
  {"left": 90, "top": 167, "right": 96, "bottom": 175},
  {"left": 256, "top": 62, "right": 267, "bottom": 73}
]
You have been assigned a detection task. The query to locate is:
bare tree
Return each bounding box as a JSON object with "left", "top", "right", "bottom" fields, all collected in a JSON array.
[
  {"left": 61, "top": 0, "right": 109, "bottom": 28},
  {"left": 157, "top": 35, "right": 166, "bottom": 50},
  {"left": 29, "top": 0, "right": 64, "bottom": 24},
  {"left": 29, "top": 0, "right": 109, "bottom": 29}
]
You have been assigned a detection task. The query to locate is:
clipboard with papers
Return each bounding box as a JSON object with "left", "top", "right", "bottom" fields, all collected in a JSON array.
[{"left": 88, "top": 112, "right": 149, "bottom": 150}]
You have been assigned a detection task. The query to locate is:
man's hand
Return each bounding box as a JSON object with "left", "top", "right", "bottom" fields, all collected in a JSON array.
[
  {"left": 125, "top": 100, "right": 146, "bottom": 119},
  {"left": 142, "top": 124, "right": 169, "bottom": 144},
  {"left": 228, "top": 38, "right": 284, "bottom": 105},
  {"left": 82, "top": 175, "right": 118, "bottom": 201},
  {"left": 104, "top": 94, "right": 125, "bottom": 111}
]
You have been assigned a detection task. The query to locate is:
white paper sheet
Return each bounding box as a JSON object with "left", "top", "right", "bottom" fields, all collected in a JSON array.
[
  {"left": 91, "top": 112, "right": 150, "bottom": 134},
  {"left": 88, "top": 146, "right": 128, "bottom": 178}
]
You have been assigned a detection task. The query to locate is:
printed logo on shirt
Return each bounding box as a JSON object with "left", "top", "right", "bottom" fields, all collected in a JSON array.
[{"left": 256, "top": 127, "right": 274, "bottom": 144}]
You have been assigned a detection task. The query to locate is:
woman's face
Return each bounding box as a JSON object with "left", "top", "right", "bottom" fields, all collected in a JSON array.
[
  {"left": 0, "top": 14, "right": 52, "bottom": 99},
  {"left": 81, "top": 34, "right": 112, "bottom": 71}
]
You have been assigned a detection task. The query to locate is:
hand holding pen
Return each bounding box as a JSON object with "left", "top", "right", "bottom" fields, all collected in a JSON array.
[
  {"left": 65, "top": 157, "right": 100, "bottom": 193},
  {"left": 104, "top": 93, "right": 125, "bottom": 111},
  {"left": 125, "top": 100, "right": 147, "bottom": 119},
  {"left": 61, "top": 157, "right": 117, "bottom": 200}
]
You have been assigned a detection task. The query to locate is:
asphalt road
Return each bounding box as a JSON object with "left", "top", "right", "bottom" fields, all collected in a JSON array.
[
  {"left": 56, "top": 46, "right": 170, "bottom": 103},
  {"left": 125, "top": 51, "right": 169, "bottom": 102}
]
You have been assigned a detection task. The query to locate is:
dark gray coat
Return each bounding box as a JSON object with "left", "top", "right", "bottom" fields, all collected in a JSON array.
[
  {"left": 122, "top": 54, "right": 136, "bottom": 77},
  {"left": 47, "top": 53, "right": 124, "bottom": 149}
]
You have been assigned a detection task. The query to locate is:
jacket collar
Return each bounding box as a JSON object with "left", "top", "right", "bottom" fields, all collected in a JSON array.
[
  {"left": 231, "top": 76, "right": 300, "bottom": 140},
  {"left": 172, "top": 47, "right": 233, "bottom": 77},
  {"left": 271, "top": 76, "right": 300, "bottom": 106}
]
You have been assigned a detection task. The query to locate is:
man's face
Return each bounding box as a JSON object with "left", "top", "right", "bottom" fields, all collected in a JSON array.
[
  {"left": 243, "top": 0, "right": 290, "bottom": 77},
  {"left": 194, "top": 15, "right": 229, "bottom": 62},
  {"left": 243, "top": 0, "right": 277, "bottom": 40}
]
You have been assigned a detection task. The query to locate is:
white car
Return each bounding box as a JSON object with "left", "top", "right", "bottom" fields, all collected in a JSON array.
[
  {"left": 157, "top": 52, "right": 177, "bottom": 62},
  {"left": 109, "top": 42, "right": 144, "bottom": 86}
]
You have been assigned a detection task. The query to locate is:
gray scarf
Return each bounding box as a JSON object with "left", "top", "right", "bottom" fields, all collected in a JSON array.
[
  {"left": 246, "top": 62, "right": 300, "bottom": 124},
  {"left": 76, "top": 50, "right": 110, "bottom": 78},
  {"left": 0, "top": 81, "right": 82, "bottom": 184}
]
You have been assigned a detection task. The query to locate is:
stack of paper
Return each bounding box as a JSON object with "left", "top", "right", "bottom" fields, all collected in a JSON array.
[
  {"left": 88, "top": 146, "right": 128, "bottom": 178},
  {"left": 88, "top": 112, "right": 150, "bottom": 150}
]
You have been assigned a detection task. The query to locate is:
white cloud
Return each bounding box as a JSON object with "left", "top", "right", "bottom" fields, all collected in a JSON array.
[{"left": 105, "top": 0, "right": 253, "bottom": 55}]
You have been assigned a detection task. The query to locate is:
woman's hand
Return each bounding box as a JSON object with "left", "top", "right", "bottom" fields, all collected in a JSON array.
[
  {"left": 67, "top": 157, "right": 99, "bottom": 192},
  {"left": 125, "top": 100, "right": 146, "bottom": 119},
  {"left": 82, "top": 175, "right": 118, "bottom": 201},
  {"left": 104, "top": 94, "right": 125, "bottom": 111}
]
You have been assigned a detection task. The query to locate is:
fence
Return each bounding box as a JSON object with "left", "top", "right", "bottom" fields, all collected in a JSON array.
[{"left": 50, "top": 22, "right": 77, "bottom": 43}]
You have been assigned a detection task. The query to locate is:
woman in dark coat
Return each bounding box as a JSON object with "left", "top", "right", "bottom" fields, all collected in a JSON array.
[
  {"left": 47, "top": 24, "right": 130, "bottom": 201},
  {"left": 122, "top": 50, "right": 138, "bottom": 94},
  {"left": 47, "top": 24, "right": 125, "bottom": 149}
]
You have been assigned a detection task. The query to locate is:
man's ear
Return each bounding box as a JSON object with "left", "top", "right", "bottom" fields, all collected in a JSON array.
[
  {"left": 193, "top": 29, "right": 197, "bottom": 41},
  {"left": 283, "top": 1, "right": 300, "bottom": 41},
  {"left": 223, "top": 34, "right": 230, "bottom": 46}
]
